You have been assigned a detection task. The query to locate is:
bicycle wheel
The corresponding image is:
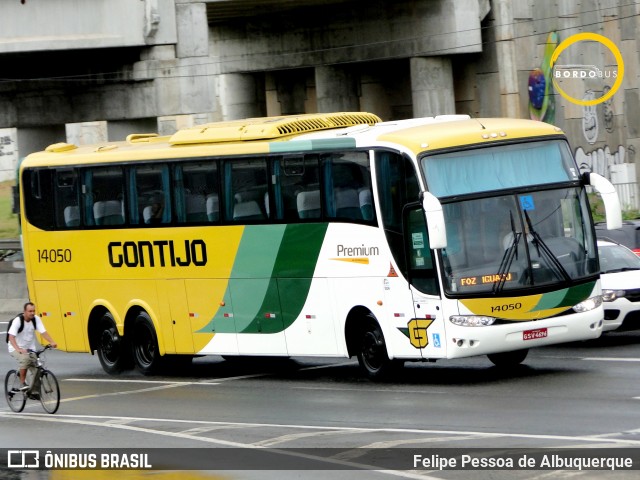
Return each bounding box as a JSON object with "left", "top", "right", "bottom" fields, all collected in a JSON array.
[
  {"left": 39, "top": 370, "right": 60, "bottom": 414},
  {"left": 4, "top": 370, "right": 26, "bottom": 413}
]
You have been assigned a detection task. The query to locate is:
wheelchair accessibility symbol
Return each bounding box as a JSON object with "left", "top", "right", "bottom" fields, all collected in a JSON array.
[
  {"left": 407, "top": 318, "right": 434, "bottom": 348},
  {"left": 519, "top": 195, "right": 535, "bottom": 211}
]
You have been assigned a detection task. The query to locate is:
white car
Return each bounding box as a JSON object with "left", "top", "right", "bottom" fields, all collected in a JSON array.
[{"left": 598, "top": 240, "right": 640, "bottom": 332}]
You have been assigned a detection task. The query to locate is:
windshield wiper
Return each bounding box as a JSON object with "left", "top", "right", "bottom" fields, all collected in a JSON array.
[
  {"left": 524, "top": 210, "right": 571, "bottom": 282},
  {"left": 493, "top": 212, "right": 520, "bottom": 293}
]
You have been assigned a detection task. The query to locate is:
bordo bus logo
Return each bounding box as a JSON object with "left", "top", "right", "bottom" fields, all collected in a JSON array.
[{"left": 550, "top": 32, "right": 624, "bottom": 106}]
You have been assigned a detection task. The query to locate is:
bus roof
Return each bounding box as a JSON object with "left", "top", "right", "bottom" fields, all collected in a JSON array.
[
  {"left": 295, "top": 116, "right": 565, "bottom": 154},
  {"left": 22, "top": 113, "right": 565, "bottom": 168}
]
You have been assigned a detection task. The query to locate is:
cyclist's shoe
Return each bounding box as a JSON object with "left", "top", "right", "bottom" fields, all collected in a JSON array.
[{"left": 18, "top": 383, "right": 29, "bottom": 392}]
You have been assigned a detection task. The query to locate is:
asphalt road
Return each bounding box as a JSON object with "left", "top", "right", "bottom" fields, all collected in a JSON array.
[{"left": 1, "top": 326, "right": 639, "bottom": 479}]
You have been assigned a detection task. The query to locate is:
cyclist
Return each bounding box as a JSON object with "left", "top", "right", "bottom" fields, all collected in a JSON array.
[{"left": 7, "top": 302, "right": 57, "bottom": 391}]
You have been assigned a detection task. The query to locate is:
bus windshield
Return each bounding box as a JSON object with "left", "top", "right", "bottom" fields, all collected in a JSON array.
[{"left": 420, "top": 140, "right": 598, "bottom": 295}]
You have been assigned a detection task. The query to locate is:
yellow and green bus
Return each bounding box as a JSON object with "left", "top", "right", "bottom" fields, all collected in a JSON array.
[{"left": 18, "top": 112, "right": 621, "bottom": 379}]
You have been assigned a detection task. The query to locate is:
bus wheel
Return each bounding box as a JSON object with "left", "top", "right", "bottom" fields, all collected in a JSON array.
[
  {"left": 131, "top": 312, "right": 162, "bottom": 375},
  {"left": 356, "top": 320, "right": 397, "bottom": 380},
  {"left": 487, "top": 349, "right": 529, "bottom": 368},
  {"left": 96, "top": 312, "right": 131, "bottom": 374}
]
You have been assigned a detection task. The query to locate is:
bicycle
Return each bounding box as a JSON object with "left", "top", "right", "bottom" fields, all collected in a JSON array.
[{"left": 4, "top": 345, "right": 60, "bottom": 414}]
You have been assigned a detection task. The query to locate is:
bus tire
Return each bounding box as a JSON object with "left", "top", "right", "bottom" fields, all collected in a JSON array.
[
  {"left": 356, "top": 319, "right": 399, "bottom": 381},
  {"left": 487, "top": 349, "right": 529, "bottom": 368},
  {"left": 96, "top": 312, "right": 131, "bottom": 374},
  {"left": 131, "top": 311, "right": 163, "bottom": 375}
]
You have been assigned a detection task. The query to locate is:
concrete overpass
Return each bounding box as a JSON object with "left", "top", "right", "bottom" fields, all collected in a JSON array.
[{"left": 0, "top": 0, "right": 490, "bottom": 179}]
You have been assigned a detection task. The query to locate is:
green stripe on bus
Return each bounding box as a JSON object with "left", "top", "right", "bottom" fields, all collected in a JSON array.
[
  {"left": 534, "top": 281, "right": 596, "bottom": 310},
  {"left": 274, "top": 223, "right": 328, "bottom": 331},
  {"left": 269, "top": 138, "right": 356, "bottom": 153},
  {"left": 232, "top": 225, "right": 286, "bottom": 278},
  {"left": 200, "top": 223, "right": 328, "bottom": 335}
]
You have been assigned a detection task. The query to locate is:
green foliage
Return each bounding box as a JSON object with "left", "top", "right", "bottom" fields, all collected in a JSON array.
[
  {"left": 0, "top": 181, "right": 20, "bottom": 239},
  {"left": 588, "top": 193, "right": 605, "bottom": 223},
  {"left": 589, "top": 192, "right": 640, "bottom": 223}
]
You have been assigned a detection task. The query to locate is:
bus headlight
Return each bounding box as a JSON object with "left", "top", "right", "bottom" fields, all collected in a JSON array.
[
  {"left": 602, "top": 289, "right": 626, "bottom": 302},
  {"left": 573, "top": 295, "right": 603, "bottom": 312},
  {"left": 449, "top": 315, "right": 496, "bottom": 327}
]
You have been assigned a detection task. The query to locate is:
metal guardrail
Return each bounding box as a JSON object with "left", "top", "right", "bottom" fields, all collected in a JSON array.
[
  {"left": 0, "top": 239, "right": 23, "bottom": 271},
  {"left": 0, "top": 239, "right": 21, "bottom": 251}
]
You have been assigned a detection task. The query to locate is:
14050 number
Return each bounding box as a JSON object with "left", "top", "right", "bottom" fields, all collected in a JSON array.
[
  {"left": 37, "top": 249, "right": 72, "bottom": 263},
  {"left": 491, "top": 302, "right": 522, "bottom": 313}
]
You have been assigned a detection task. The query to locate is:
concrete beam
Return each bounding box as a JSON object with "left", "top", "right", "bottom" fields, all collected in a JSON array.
[
  {"left": 0, "top": 0, "right": 177, "bottom": 53},
  {"left": 410, "top": 57, "right": 455, "bottom": 117},
  {"left": 210, "top": 0, "right": 485, "bottom": 73}
]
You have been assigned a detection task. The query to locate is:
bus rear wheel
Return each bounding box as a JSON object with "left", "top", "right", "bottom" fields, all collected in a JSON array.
[
  {"left": 487, "top": 349, "right": 529, "bottom": 368},
  {"left": 96, "top": 312, "right": 131, "bottom": 374},
  {"left": 356, "top": 319, "right": 400, "bottom": 380},
  {"left": 131, "top": 312, "right": 163, "bottom": 375}
]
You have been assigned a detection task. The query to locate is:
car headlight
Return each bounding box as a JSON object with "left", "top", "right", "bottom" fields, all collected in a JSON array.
[
  {"left": 450, "top": 315, "right": 496, "bottom": 326},
  {"left": 573, "top": 295, "right": 603, "bottom": 312},
  {"left": 602, "top": 289, "right": 626, "bottom": 302}
]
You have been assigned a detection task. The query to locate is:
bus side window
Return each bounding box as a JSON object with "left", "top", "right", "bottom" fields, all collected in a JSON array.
[
  {"left": 375, "top": 151, "right": 420, "bottom": 275},
  {"left": 55, "top": 169, "right": 80, "bottom": 229},
  {"left": 405, "top": 206, "right": 439, "bottom": 295},
  {"left": 175, "top": 161, "right": 219, "bottom": 224},
  {"left": 22, "top": 168, "right": 56, "bottom": 231},
  {"left": 83, "top": 167, "right": 125, "bottom": 226},
  {"left": 131, "top": 165, "right": 170, "bottom": 225},
  {"left": 276, "top": 155, "right": 320, "bottom": 221},
  {"left": 224, "top": 157, "right": 268, "bottom": 222},
  {"left": 324, "top": 151, "right": 373, "bottom": 222}
]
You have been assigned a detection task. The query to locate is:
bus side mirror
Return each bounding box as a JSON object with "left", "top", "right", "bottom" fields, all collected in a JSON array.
[
  {"left": 587, "top": 172, "right": 622, "bottom": 230},
  {"left": 421, "top": 191, "right": 447, "bottom": 249}
]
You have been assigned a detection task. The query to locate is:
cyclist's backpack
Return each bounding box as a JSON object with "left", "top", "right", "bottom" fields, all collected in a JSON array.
[{"left": 5, "top": 314, "right": 36, "bottom": 343}]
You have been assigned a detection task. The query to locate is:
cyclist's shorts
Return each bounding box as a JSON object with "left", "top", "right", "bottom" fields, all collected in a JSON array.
[{"left": 10, "top": 350, "right": 36, "bottom": 370}]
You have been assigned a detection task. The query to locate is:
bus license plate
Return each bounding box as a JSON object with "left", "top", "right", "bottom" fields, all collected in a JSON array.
[{"left": 523, "top": 328, "right": 547, "bottom": 341}]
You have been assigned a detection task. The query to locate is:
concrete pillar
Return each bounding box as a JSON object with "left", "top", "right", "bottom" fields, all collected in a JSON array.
[
  {"left": 0, "top": 128, "right": 18, "bottom": 182},
  {"left": 175, "top": 2, "right": 208, "bottom": 58},
  {"left": 219, "top": 73, "right": 266, "bottom": 121},
  {"left": 410, "top": 57, "right": 455, "bottom": 117},
  {"left": 65, "top": 121, "right": 108, "bottom": 145},
  {"left": 493, "top": 0, "right": 520, "bottom": 118},
  {"left": 275, "top": 71, "right": 308, "bottom": 115},
  {"left": 315, "top": 65, "right": 359, "bottom": 112},
  {"left": 157, "top": 113, "right": 217, "bottom": 136}
]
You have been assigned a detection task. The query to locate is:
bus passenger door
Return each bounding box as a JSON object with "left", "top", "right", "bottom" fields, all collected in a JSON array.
[
  {"left": 404, "top": 206, "right": 447, "bottom": 359},
  {"left": 56, "top": 281, "right": 86, "bottom": 352},
  {"left": 159, "top": 280, "right": 193, "bottom": 354},
  {"left": 31, "top": 281, "right": 66, "bottom": 351},
  {"left": 231, "top": 278, "right": 287, "bottom": 355}
]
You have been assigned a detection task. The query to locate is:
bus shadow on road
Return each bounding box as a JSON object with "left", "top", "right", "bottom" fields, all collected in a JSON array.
[
  {"left": 174, "top": 354, "right": 583, "bottom": 387},
  {"left": 553, "top": 330, "right": 640, "bottom": 350}
]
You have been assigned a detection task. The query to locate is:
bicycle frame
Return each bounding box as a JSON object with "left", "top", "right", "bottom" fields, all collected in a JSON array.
[{"left": 5, "top": 345, "right": 60, "bottom": 414}]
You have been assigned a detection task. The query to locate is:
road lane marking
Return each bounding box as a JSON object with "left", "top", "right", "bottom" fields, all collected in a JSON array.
[
  {"left": 59, "top": 382, "right": 221, "bottom": 403},
  {"left": 253, "top": 429, "right": 357, "bottom": 447},
  {"left": 0, "top": 412, "right": 437, "bottom": 480},
  {"left": 3, "top": 412, "right": 640, "bottom": 446},
  {"left": 582, "top": 357, "right": 640, "bottom": 362},
  {"left": 66, "top": 378, "right": 198, "bottom": 384}
]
